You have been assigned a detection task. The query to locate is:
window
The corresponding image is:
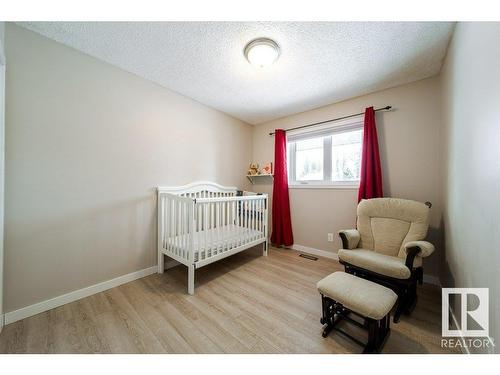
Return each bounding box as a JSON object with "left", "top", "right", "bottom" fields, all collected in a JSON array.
[{"left": 287, "top": 120, "right": 363, "bottom": 187}]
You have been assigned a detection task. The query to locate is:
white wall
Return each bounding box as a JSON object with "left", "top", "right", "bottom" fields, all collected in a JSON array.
[
  {"left": 252, "top": 77, "right": 443, "bottom": 277},
  {"left": 4, "top": 24, "right": 252, "bottom": 313},
  {"left": 440, "top": 22, "right": 500, "bottom": 353},
  {"left": 0, "top": 21, "right": 5, "bottom": 331}
]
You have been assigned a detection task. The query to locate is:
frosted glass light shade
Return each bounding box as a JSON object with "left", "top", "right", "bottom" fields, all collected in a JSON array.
[{"left": 244, "top": 38, "right": 280, "bottom": 68}]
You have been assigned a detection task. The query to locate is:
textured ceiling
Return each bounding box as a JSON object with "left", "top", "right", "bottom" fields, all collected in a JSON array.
[{"left": 18, "top": 22, "right": 454, "bottom": 124}]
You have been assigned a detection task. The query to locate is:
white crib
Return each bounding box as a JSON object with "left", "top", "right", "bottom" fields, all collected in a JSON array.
[{"left": 157, "top": 181, "right": 268, "bottom": 294}]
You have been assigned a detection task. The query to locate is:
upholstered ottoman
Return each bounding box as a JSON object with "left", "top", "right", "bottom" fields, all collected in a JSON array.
[{"left": 317, "top": 271, "right": 397, "bottom": 353}]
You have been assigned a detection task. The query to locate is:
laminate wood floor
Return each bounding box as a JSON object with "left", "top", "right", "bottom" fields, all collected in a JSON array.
[{"left": 0, "top": 247, "right": 458, "bottom": 354}]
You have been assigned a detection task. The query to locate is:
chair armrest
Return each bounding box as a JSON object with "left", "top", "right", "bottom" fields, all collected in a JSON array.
[
  {"left": 338, "top": 229, "right": 360, "bottom": 249},
  {"left": 404, "top": 241, "right": 435, "bottom": 258}
]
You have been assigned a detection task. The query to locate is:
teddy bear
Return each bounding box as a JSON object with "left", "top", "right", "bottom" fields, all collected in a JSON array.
[{"left": 247, "top": 163, "right": 260, "bottom": 175}]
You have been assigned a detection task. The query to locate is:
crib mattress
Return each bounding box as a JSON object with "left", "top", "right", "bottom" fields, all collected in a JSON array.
[{"left": 164, "top": 224, "right": 263, "bottom": 262}]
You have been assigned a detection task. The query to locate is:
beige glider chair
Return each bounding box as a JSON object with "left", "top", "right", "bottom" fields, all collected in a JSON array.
[{"left": 337, "top": 198, "right": 435, "bottom": 322}]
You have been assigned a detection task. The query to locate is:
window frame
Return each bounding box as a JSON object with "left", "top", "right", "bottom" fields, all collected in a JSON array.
[{"left": 287, "top": 117, "right": 363, "bottom": 189}]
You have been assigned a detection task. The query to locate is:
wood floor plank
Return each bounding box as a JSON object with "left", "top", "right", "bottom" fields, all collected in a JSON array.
[
  {"left": 0, "top": 246, "right": 458, "bottom": 354},
  {"left": 118, "top": 282, "right": 195, "bottom": 353},
  {"left": 142, "top": 277, "right": 224, "bottom": 353},
  {"left": 69, "top": 299, "right": 112, "bottom": 353},
  {"left": 100, "top": 288, "right": 166, "bottom": 353},
  {"left": 24, "top": 312, "right": 50, "bottom": 353}
]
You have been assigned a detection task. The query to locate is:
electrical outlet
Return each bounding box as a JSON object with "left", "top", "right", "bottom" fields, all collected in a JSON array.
[{"left": 327, "top": 233, "right": 334, "bottom": 242}]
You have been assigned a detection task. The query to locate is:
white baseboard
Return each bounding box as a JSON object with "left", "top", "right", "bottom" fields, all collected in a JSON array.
[
  {"left": 291, "top": 244, "right": 339, "bottom": 260},
  {"left": 292, "top": 244, "right": 441, "bottom": 287},
  {"left": 4, "top": 266, "right": 157, "bottom": 325}
]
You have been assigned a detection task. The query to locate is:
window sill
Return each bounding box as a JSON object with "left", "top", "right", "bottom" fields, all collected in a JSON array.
[{"left": 288, "top": 184, "right": 359, "bottom": 190}]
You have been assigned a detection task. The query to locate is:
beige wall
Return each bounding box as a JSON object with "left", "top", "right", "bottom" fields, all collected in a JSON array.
[
  {"left": 252, "top": 77, "right": 442, "bottom": 277},
  {"left": 440, "top": 22, "right": 500, "bottom": 353},
  {"left": 0, "top": 21, "right": 5, "bottom": 327},
  {"left": 4, "top": 24, "right": 252, "bottom": 312}
]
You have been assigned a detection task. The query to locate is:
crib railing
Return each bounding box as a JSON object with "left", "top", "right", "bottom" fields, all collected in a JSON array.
[
  {"left": 194, "top": 195, "right": 268, "bottom": 262},
  {"left": 158, "top": 193, "right": 196, "bottom": 263},
  {"left": 158, "top": 192, "right": 268, "bottom": 266}
]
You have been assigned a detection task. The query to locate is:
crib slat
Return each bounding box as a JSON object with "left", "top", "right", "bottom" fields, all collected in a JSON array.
[
  {"left": 173, "top": 200, "right": 177, "bottom": 256},
  {"left": 259, "top": 198, "right": 262, "bottom": 239},
  {"left": 231, "top": 200, "right": 236, "bottom": 250},
  {"left": 248, "top": 199, "right": 252, "bottom": 244},
  {"left": 252, "top": 199, "right": 256, "bottom": 240},
  {"left": 185, "top": 201, "right": 188, "bottom": 260},
  {"left": 250, "top": 199, "right": 253, "bottom": 241},
  {"left": 160, "top": 195, "right": 165, "bottom": 251},
  {"left": 185, "top": 201, "right": 189, "bottom": 260},
  {"left": 243, "top": 198, "right": 247, "bottom": 245},
  {"left": 256, "top": 199, "right": 260, "bottom": 239},
  {"left": 204, "top": 202, "right": 208, "bottom": 260},
  {"left": 256, "top": 198, "right": 260, "bottom": 238},
  {"left": 175, "top": 200, "right": 178, "bottom": 257},
  {"left": 220, "top": 201, "right": 223, "bottom": 253},
  {"left": 223, "top": 200, "right": 225, "bottom": 250},
  {"left": 216, "top": 201, "right": 220, "bottom": 255},
  {"left": 257, "top": 199, "right": 260, "bottom": 240},
  {"left": 179, "top": 200, "right": 182, "bottom": 258},
  {"left": 178, "top": 200, "right": 182, "bottom": 258},
  {"left": 166, "top": 197, "right": 170, "bottom": 248},
  {"left": 169, "top": 197, "right": 173, "bottom": 253},
  {"left": 220, "top": 201, "right": 224, "bottom": 254},
  {"left": 241, "top": 199, "right": 244, "bottom": 247},
  {"left": 227, "top": 201, "right": 231, "bottom": 250},
  {"left": 246, "top": 198, "right": 249, "bottom": 243},
  {"left": 180, "top": 200, "right": 183, "bottom": 256},
  {"left": 209, "top": 202, "right": 213, "bottom": 257},
  {"left": 257, "top": 199, "right": 260, "bottom": 239},
  {"left": 189, "top": 201, "right": 194, "bottom": 263},
  {"left": 259, "top": 198, "right": 262, "bottom": 238},
  {"left": 175, "top": 201, "right": 182, "bottom": 255},
  {"left": 252, "top": 199, "right": 256, "bottom": 234},
  {"left": 166, "top": 195, "right": 170, "bottom": 251},
  {"left": 186, "top": 201, "right": 189, "bottom": 259},
  {"left": 168, "top": 197, "right": 172, "bottom": 248},
  {"left": 236, "top": 200, "right": 240, "bottom": 247},
  {"left": 182, "top": 201, "right": 186, "bottom": 259},
  {"left": 160, "top": 195, "right": 164, "bottom": 249},
  {"left": 179, "top": 200, "right": 183, "bottom": 258},
  {"left": 224, "top": 202, "right": 231, "bottom": 251},
  {"left": 223, "top": 201, "right": 227, "bottom": 253},
  {"left": 213, "top": 202, "right": 217, "bottom": 254},
  {"left": 213, "top": 201, "right": 217, "bottom": 256}
]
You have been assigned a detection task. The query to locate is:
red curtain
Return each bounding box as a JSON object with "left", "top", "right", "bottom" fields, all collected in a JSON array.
[
  {"left": 358, "top": 107, "right": 383, "bottom": 202},
  {"left": 271, "top": 129, "right": 294, "bottom": 247}
]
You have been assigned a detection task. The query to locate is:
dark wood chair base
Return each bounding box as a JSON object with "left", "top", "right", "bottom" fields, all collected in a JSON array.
[{"left": 320, "top": 295, "right": 391, "bottom": 354}]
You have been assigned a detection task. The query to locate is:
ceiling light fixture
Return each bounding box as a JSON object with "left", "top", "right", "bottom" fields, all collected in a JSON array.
[{"left": 244, "top": 38, "right": 280, "bottom": 68}]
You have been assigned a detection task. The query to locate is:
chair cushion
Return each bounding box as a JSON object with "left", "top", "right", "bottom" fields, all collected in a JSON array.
[
  {"left": 337, "top": 248, "right": 422, "bottom": 280},
  {"left": 317, "top": 272, "right": 397, "bottom": 320},
  {"left": 356, "top": 198, "right": 430, "bottom": 257}
]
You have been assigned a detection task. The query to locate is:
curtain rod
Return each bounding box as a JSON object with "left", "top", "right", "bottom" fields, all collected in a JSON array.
[{"left": 268, "top": 106, "right": 392, "bottom": 136}]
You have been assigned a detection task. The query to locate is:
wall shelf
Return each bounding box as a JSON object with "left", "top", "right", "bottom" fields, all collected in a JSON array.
[{"left": 246, "top": 174, "right": 274, "bottom": 184}]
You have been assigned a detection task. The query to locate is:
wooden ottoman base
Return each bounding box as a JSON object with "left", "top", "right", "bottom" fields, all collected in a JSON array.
[{"left": 320, "top": 295, "right": 391, "bottom": 353}]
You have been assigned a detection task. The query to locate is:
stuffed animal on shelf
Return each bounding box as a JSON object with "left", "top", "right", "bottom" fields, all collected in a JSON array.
[
  {"left": 261, "top": 162, "right": 273, "bottom": 175},
  {"left": 247, "top": 163, "right": 260, "bottom": 175}
]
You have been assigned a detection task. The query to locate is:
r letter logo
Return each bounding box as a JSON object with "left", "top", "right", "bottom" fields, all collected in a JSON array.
[{"left": 442, "top": 288, "right": 489, "bottom": 337}]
